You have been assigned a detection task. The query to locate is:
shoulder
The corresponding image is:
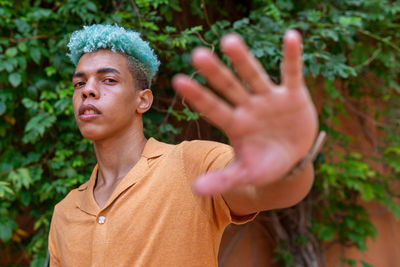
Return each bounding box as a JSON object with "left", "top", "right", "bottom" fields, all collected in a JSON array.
[
  {"left": 179, "top": 139, "right": 232, "bottom": 158},
  {"left": 178, "top": 139, "right": 234, "bottom": 173},
  {"left": 145, "top": 138, "right": 233, "bottom": 176},
  {"left": 144, "top": 137, "right": 232, "bottom": 161},
  {"left": 53, "top": 181, "right": 88, "bottom": 215}
]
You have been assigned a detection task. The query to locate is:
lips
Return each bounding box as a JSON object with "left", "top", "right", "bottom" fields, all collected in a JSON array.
[{"left": 78, "top": 104, "right": 101, "bottom": 120}]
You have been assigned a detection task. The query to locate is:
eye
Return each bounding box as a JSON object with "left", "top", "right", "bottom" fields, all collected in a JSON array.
[
  {"left": 73, "top": 81, "right": 85, "bottom": 89},
  {"left": 103, "top": 78, "right": 117, "bottom": 85}
]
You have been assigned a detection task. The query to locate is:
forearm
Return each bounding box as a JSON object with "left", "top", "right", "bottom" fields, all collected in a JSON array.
[{"left": 222, "top": 163, "right": 314, "bottom": 216}]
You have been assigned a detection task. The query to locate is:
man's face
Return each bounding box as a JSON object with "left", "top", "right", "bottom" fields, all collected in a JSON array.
[{"left": 72, "top": 50, "right": 142, "bottom": 141}]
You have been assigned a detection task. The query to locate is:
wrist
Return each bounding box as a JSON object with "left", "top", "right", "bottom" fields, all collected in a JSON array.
[{"left": 283, "top": 131, "right": 326, "bottom": 179}]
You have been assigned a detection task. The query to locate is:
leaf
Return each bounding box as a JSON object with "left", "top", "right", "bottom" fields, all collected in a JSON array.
[
  {"left": 182, "top": 108, "right": 199, "bottom": 121},
  {"left": 0, "top": 181, "right": 14, "bottom": 198},
  {"left": 5, "top": 47, "right": 17, "bottom": 57},
  {"left": 385, "top": 200, "right": 400, "bottom": 219},
  {"left": 19, "top": 168, "right": 32, "bottom": 189},
  {"left": 142, "top": 22, "right": 159, "bottom": 31},
  {"left": 0, "top": 219, "right": 17, "bottom": 242},
  {"left": 360, "top": 184, "right": 375, "bottom": 202},
  {"left": 0, "top": 101, "right": 6, "bottom": 115},
  {"left": 8, "top": 168, "right": 32, "bottom": 190},
  {"left": 341, "top": 258, "right": 357, "bottom": 267},
  {"left": 20, "top": 190, "right": 31, "bottom": 206},
  {"left": 16, "top": 58, "right": 27, "bottom": 71},
  {"left": 251, "top": 48, "right": 265, "bottom": 58},
  {"left": 17, "top": 42, "right": 27, "bottom": 52},
  {"left": 308, "top": 10, "right": 322, "bottom": 23},
  {"left": 8, "top": 73, "right": 22, "bottom": 87},
  {"left": 0, "top": 225, "right": 12, "bottom": 241},
  {"left": 319, "top": 29, "right": 339, "bottom": 41},
  {"left": 30, "top": 47, "right": 41, "bottom": 64},
  {"left": 361, "top": 260, "right": 373, "bottom": 267},
  {"left": 159, "top": 123, "right": 181, "bottom": 135},
  {"left": 85, "top": 1, "right": 97, "bottom": 12},
  {"left": 26, "top": 7, "right": 53, "bottom": 20},
  {"left": 30, "top": 251, "right": 46, "bottom": 267},
  {"left": 324, "top": 79, "right": 340, "bottom": 99},
  {"left": 22, "top": 98, "right": 40, "bottom": 111},
  {"left": 233, "top": 18, "right": 249, "bottom": 29},
  {"left": 45, "top": 66, "right": 57, "bottom": 77},
  {"left": 4, "top": 61, "right": 13, "bottom": 72},
  {"left": 318, "top": 224, "right": 335, "bottom": 241},
  {"left": 29, "top": 166, "right": 43, "bottom": 182},
  {"left": 23, "top": 113, "right": 56, "bottom": 143},
  {"left": 164, "top": 26, "right": 177, "bottom": 33},
  {"left": 15, "top": 18, "right": 30, "bottom": 33},
  {"left": 339, "top": 16, "right": 362, "bottom": 27}
]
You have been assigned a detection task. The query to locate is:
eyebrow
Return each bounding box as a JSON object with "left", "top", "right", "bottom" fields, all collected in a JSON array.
[{"left": 72, "top": 67, "right": 121, "bottom": 78}]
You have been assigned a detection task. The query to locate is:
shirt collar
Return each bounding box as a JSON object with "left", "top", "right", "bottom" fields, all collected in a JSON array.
[
  {"left": 76, "top": 165, "right": 100, "bottom": 216},
  {"left": 142, "top": 137, "right": 169, "bottom": 159},
  {"left": 75, "top": 137, "right": 168, "bottom": 215}
]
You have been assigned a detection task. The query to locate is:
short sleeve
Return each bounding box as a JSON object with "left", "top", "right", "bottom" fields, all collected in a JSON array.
[
  {"left": 181, "top": 140, "right": 258, "bottom": 228},
  {"left": 49, "top": 207, "right": 61, "bottom": 267},
  {"left": 214, "top": 193, "right": 259, "bottom": 225}
]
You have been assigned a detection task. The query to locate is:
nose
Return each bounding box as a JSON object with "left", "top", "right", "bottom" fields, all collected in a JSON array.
[{"left": 81, "top": 79, "right": 99, "bottom": 100}]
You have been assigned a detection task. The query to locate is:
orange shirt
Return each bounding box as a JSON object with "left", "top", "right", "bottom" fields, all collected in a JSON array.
[{"left": 49, "top": 138, "right": 256, "bottom": 267}]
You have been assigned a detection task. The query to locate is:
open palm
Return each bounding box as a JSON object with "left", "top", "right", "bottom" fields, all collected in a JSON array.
[{"left": 172, "top": 30, "right": 318, "bottom": 195}]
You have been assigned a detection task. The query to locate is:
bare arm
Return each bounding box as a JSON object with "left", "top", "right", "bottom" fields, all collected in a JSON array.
[{"left": 222, "top": 163, "right": 314, "bottom": 215}]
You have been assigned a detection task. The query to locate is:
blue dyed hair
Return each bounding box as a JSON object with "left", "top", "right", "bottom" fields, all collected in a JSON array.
[{"left": 67, "top": 24, "right": 160, "bottom": 87}]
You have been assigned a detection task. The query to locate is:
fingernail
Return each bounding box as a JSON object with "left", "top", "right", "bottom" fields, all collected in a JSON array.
[
  {"left": 285, "top": 29, "right": 300, "bottom": 40},
  {"left": 192, "top": 47, "right": 212, "bottom": 66},
  {"left": 171, "top": 74, "right": 190, "bottom": 88},
  {"left": 221, "top": 33, "right": 242, "bottom": 49},
  {"left": 193, "top": 47, "right": 210, "bottom": 58}
]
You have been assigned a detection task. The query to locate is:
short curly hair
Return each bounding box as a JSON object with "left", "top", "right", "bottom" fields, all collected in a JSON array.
[{"left": 67, "top": 24, "right": 160, "bottom": 88}]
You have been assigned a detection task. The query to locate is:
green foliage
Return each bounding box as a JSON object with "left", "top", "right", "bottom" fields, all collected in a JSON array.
[
  {"left": 0, "top": 0, "right": 399, "bottom": 266},
  {"left": 273, "top": 241, "right": 295, "bottom": 266}
]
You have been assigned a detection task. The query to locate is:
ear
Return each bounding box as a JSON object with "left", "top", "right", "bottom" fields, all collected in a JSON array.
[{"left": 136, "top": 89, "right": 153, "bottom": 114}]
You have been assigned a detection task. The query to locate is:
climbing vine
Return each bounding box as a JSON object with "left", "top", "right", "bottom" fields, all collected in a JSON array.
[{"left": 0, "top": 0, "right": 399, "bottom": 266}]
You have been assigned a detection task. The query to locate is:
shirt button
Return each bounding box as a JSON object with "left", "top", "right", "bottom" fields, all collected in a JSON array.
[{"left": 98, "top": 216, "right": 106, "bottom": 224}]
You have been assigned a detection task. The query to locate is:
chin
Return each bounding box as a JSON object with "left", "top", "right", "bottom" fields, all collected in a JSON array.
[
  {"left": 78, "top": 126, "right": 109, "bottom": 141},
  {"left": 80, "top": 132, "right": 103, "bottom": 141}
]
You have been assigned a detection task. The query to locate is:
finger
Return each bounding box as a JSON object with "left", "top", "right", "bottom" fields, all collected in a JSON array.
[
  {"left": 172, "top": 74, "right": 234, "bottom": 131},
  {"left": 282, "top": 30, "right": 304, "bottom": 90},
  {"left": 193, "top": 162, "right": 246, "bottom": 196},
  {"left": 220, "top": 33, "right": 274, "bottom": 93},
  {"left": 191, "top": 47, "right": 250, "bottom": 105}
]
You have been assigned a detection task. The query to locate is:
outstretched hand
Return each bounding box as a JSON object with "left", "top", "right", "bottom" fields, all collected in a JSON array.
[{"left": 172, "top": 30, "right": 318, "bottom": 196}]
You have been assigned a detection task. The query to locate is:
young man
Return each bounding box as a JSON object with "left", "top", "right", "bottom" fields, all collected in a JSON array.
[{"left": 49, "top": 24, "right": 319, "bottom": 266}]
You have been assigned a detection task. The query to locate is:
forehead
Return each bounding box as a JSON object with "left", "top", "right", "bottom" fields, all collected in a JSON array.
[{"left": 75, "top": 50, "right": 130, "bottom": 74}]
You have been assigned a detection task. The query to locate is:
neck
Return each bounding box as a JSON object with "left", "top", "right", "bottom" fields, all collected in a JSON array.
[{"left": 93, "top": 124, "right": 147, "bottom": 187}]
